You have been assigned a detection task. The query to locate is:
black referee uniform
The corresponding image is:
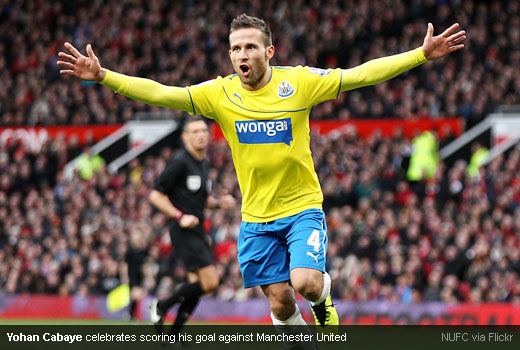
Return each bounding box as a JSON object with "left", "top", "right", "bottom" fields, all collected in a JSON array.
[{"left": 154, "top": 149, "right": 212, "bottom": 271}]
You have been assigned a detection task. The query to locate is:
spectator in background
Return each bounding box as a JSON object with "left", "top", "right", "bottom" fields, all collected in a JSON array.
[
  {"left": 466, "top": 142, "right": 489, "bottom": 178},
  {"left": 125, "top": 226, "right": 148, "bottom": 320},
  {"left": 406, "top": 130, "right": 439, "bottom": 182},
  {"left": 75, "top": 146, "right": 105, "bottom": 180}
]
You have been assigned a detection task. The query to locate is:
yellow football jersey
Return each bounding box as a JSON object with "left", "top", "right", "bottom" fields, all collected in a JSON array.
[
  {"left": 100, "top": 47, "right": 426, "bottom": 223},
  {"left": 188, "top": 66, "right": 342, "bottom": 222}
]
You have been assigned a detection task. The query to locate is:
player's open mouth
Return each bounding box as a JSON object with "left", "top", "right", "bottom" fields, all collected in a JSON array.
[{"left": 240, "top": 64, "right": 250, "bottom": 76}]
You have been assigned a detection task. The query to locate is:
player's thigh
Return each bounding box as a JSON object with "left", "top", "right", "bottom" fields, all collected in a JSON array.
[
  {"left": 261, "top": 281, "right": 295, "bottom": 301},
  {"left": 238, "top": 222, "right": 290, "bottom": 288},
  {"left": 286, "top": 209, "right": 328, "bottom": 272}
]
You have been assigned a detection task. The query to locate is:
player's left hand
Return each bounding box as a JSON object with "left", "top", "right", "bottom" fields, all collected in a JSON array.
[
  {"left": 219, "top": 194, "right": 236, "bottom": 209},
  {"left": 422, "top": 23, "right": 466, "bottom": 60}
]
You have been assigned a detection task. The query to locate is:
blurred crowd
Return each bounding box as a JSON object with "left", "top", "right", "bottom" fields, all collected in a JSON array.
[
  {"left": 1, "top": 0, "right": 519, "bottom": 127},
  {"left": 0, "top": 138, "right": 245, "bottom": 300},
  {"left": 1, "top": 0, "right": 520, "bottom": 307},
  {"left": 313, "top": 130, "right": 520, "bottom": 304},
  {"left": 1, "top": 127, "right": 520, "bottom": 305}
]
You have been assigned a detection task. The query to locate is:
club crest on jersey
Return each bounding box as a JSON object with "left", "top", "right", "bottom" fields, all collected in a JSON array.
[
  {"left": 278, "top": 81, "right": 295, "bottom": 98},
  {"left": 187, "top": 175, "right": 201, "bottom": 191},
  {"left": 235, "top": 118, "right": 293, "bottom": 146}
]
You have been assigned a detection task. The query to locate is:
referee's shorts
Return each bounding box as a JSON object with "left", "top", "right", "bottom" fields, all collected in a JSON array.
[{"left": 170, "top": 222, "right": 213, "bottom": 272}]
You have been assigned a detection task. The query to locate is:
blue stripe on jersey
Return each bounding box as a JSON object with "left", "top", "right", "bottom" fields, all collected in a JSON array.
[
  {"left": 186, "top": 87, "right": 196, "bottom": 114},
  {"left": 336, "top": 69, "right": 343, "bottom": 99}
]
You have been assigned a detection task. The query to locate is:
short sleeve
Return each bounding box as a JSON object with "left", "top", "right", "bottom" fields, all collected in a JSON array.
[{"left": 300, "top": 67, "right": 343, "bottom": 106}]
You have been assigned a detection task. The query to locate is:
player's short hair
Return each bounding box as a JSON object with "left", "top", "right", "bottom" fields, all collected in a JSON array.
[
  {"left": 182, "top": 116, "right": 207, "bottom": 132},
  {"left": 230, "top": 13, "right": 272, "bottom": 47}
]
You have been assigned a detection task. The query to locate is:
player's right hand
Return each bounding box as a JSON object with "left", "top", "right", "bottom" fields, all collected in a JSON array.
[
  {"left": 178, "top": 214, "right": 200, "bottom": 229},
  {"left": 57, "top": 42, "right": 106, "bottom": 82}
]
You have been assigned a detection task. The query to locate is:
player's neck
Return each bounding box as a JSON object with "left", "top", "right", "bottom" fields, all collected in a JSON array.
[
  {"left": 242, "top": 66, "right": 272, "bottom": 91},
  {"left": 186, "top": 145, "right": 204, "bottom": 161}
]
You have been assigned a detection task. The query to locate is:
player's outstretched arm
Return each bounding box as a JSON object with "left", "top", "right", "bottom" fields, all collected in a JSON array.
[
  {"left": 341, "top": 23, "right": 466, "bottom": 92},
  {"left": 57, "top": 43, "right": 193, "bottom": 112}
]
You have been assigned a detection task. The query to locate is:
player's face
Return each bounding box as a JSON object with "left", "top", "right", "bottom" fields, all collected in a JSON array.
[
  {"left": 229, "top": 28, "right": 275, "bottom": 91},
  {"left": 183, "top": 120, "right": 209, "bottom": 152}
]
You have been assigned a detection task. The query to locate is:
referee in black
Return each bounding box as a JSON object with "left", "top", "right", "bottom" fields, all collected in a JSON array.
[{"left": 149, "top": 116, "right": 235, "bottom": 336}]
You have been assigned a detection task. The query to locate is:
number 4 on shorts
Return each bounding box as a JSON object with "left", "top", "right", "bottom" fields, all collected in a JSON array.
[{"left": 307, "top": 229, "right": 321, "bottom": 252}]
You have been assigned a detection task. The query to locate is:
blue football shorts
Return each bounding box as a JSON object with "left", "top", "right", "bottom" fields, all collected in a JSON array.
[{"left": 237, "top": 208, "right": 328, "bottom": 288}]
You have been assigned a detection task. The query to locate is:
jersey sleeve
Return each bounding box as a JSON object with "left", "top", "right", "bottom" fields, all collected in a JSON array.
[
  {"left": 341, "top": 47, "right": 427, "bottom": 91},
  {"left": 100, "top": 70, "right": 194, "bottom": 112},
  {"left": 300, "top": 66, "right": 343, "bottom": 106},
  {"left": 186, "top": 78, "right": 223, "bottom": 120},
  {"left": 154, "top": 156, "right": 184, "bottom": 195}
]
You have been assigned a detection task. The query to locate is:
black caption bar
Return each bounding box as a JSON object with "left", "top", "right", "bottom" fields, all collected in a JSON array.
[{"left": 1, "top": 325, "right": 519, "bottom": 350}]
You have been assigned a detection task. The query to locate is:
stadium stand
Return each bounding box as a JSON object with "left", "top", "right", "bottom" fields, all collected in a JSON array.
[
  {"left": 0, "top": 0, "right": 519, "bottom": 316},
  {"left": 1, "top": 129, "right": 519, "bottom": 304},
  {"left": 0, "top": 0, "right": 518, "bottom": 126}
]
